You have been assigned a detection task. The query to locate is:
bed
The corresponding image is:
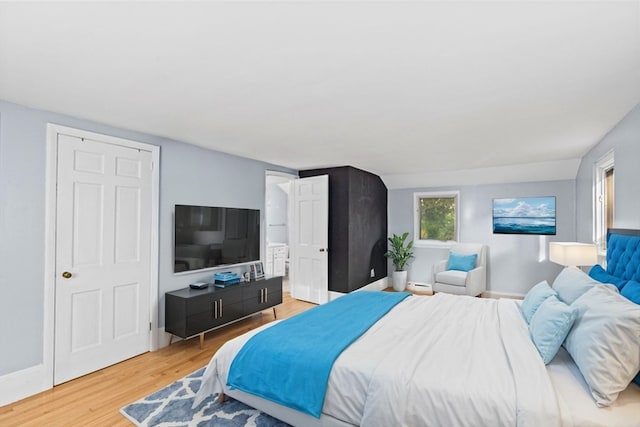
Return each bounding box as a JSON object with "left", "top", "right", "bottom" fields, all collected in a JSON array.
[{"left": 193, "top": 229, "right": 640, "bottom": 427}]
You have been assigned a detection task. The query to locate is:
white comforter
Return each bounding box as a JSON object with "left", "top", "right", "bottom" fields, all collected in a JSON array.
[{"left": 195, "top": 293, "right": 561, "bottom": 427}]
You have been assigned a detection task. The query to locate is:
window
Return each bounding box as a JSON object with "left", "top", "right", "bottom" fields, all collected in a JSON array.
[
  {"left": 414, "top": 191, "right": 459, "bottom": 246},
  {"left": 594, "top": 151, "right": 614, "bottom": 253}
]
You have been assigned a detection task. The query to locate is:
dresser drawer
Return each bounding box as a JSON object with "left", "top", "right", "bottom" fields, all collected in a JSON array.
[{"left": 186, "top": 287, "right": 243, "bottom": 315}]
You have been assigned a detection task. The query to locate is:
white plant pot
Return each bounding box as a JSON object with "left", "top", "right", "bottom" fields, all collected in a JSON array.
[{"left": 392, "top": 270, "right": 408, "bottom": 291}]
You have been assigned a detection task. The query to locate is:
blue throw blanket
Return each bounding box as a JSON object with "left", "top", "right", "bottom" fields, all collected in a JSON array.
[{"left": 227, "top": 290, "right": 411, "bottom": 418}]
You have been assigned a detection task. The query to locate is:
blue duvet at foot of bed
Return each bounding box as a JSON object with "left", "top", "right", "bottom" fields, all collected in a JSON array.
[{"left": 226, "top": 290, "right": 411, "bottom": 418}]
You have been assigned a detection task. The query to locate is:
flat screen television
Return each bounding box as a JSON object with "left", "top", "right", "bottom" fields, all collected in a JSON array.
[{"left": 174, "top": 204, "right": 260, "bottom": 273}]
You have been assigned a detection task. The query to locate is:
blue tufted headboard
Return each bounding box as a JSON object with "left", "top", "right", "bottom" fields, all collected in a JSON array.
[
  {"left": 606, "top": 229, "right": 640, "bottom": 386},
  {"left": 606, "top": 228, "right": 640, "bottom": 283}
]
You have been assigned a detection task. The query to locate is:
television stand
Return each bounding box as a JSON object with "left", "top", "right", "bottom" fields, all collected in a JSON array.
[{"left": 165, "top": 275, "right": 283, "bottom": 349}]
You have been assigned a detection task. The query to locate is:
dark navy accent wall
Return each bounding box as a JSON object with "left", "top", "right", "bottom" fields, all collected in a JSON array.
[{"left": 300, "top": 166, "right": 388, "bottom": 293}]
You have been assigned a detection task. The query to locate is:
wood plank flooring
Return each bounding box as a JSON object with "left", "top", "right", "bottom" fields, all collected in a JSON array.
[{"left": 0, "top": 292, "right": 315, "bottom": 427}]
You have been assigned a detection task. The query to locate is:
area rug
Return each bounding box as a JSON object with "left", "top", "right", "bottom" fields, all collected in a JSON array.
[{"left": 120, "top": 367, "right": 291, "bottom": 426}]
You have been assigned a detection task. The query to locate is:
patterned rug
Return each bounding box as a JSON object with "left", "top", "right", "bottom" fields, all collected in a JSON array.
[{"left": 120, "top": 368, "right": 291, "bottom": 426}]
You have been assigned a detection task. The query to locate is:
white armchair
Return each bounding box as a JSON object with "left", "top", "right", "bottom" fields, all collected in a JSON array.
[{"left": 433, "top": 243, "right": 487, "bottom": 296}]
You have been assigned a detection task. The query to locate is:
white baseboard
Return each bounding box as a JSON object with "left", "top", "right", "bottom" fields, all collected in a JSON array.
[
  {"left": 0, "top": 364, "right": 51, "bottom": 407},
  {"left": 358, "top": 277, "right": 389, "bottom": 291},
  {"left": 483, "top": 290, "right": 524, "bottom": 300},
  {"left": 157, "top": 326, "right": 185, "bottom": 349},
  {"left": 157, "top": 326, "right": 171, "bottom": 348},
  {"left": 328, "top": 291, "right": 344, "bottom": 301},
  {"left": 328, "top": 277, "right": 389, "bottom": 301},
  {"left": 1, "top": 331, "right": 167, "bottom": 407}
]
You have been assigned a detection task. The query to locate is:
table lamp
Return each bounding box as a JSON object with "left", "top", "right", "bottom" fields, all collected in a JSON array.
[{"left": 549, "top": 242, "right": 597, "bottom": 268}]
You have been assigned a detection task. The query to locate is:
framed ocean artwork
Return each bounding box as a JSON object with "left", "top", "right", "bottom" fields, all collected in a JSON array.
[{"left": 492, "top": 197, "right": 556, "bottom": 235}]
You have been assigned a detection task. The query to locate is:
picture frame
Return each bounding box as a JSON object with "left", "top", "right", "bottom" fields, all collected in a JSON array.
[
  {"left": 250, "top": 261, "right": 265, "bottom": 280},
  {"left": 492, "top": 196, "right": 556, "bottom": 235}
]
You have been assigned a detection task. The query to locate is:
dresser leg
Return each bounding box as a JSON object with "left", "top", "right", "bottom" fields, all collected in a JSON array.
[
  {"left": 273, "top": 307, "right": 277, "bottom": 319},
  {"left": 199, "top": 333, "right": 204, "bottom": 349},
  {"left": 169, "top": 334, "right": 173, "bottom": 346}
]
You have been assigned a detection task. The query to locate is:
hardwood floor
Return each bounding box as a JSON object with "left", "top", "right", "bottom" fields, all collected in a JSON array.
[{"left": 0, "top": 292, "right": 315, "bottom": 427}]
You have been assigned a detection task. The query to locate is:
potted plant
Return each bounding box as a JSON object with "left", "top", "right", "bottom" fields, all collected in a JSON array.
[{"left": 385, "top": 232, "right": 414, "bottom": 291}]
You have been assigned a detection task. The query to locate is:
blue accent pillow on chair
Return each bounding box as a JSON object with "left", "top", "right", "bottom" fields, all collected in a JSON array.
[
  {"left": 589, "top": 264, "right": 628, "bottom": 290},
  {"left": 447, "top": 252, "right": 477, "bottom": 272}
]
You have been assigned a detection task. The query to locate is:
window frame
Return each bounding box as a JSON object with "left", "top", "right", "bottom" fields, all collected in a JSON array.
[
  {"left": 413, "top": 190, "right": 460, "bottom": 248},
  {"left": 593, "top": 150, "right": 614, "bottom": 256}
]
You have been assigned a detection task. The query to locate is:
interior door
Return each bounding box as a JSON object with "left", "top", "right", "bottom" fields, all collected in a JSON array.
[
  {"left": 54, "top": 133, "right": 152, "bottom": 385},
  {"left": 290, "top": 175, "right": 329, "bottom": 304}
]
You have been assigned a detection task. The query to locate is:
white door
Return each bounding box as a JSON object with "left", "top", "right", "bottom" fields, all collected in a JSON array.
[
  {"left": 54, "top": 134, "right": 152, "bottom": 385},
  {"left": 290, "top": 175, "right": 328, "bottom": 304}
]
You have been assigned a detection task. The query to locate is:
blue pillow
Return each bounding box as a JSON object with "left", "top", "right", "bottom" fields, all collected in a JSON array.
[
  {"left": 634, "top": 372, "right": 640, "bottom": 387},
  {"left": 447, "top": 252, "right": 477, "bottom": 272},
  {"left": 621, "top": 279, "right": 640, "bottom": 305},
  {"left": 521, "top": 280, "right": 556, "bottom": 323},
  {"left": 529, "top": 296, "right": 578, "bottom": 364},
  {"left": 589, "top": 264, "right": 628, "bottom": 290}
]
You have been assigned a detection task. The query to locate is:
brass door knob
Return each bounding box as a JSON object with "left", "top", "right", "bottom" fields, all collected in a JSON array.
[{"left": 62, "top": 271, "right": 72, "bottom": 279}]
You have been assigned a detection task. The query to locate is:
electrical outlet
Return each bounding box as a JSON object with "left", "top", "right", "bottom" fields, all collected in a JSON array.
[{"left": 370, "top": 268, "right": 375, "bottom": 277}]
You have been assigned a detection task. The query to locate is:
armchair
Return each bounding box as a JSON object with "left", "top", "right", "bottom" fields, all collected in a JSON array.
[{"left": 433, "top": 243, "right": 487, "bottom": 296}]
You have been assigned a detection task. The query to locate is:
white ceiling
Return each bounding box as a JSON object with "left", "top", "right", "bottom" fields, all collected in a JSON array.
[{"left": 1, "top": 1, "right": 639, "bottom": 188}]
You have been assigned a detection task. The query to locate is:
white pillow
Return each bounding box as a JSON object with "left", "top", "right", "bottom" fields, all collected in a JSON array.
[
  {"left": 552, "top": 267, "right": 602, "bottom": 304},
  {"left": 563, "top": 285, "right": 640, "bottom": 407}
]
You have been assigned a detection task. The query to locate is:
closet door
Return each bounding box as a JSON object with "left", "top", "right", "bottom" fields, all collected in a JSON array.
[{"left": 54, "top": 133, "right": 153, "bottom": 385}]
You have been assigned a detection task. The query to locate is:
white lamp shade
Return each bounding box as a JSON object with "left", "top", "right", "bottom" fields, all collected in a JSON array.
[{"left": 549, "top": 242, "right": 597, "bottom": 267}]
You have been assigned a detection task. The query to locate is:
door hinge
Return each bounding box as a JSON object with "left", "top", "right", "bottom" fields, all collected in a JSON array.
[{"left": 149, "top": 322, "right": 152, "bottom": 331}]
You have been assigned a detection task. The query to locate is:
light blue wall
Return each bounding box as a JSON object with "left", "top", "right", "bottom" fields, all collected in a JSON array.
[
  {"left": 0, "top": 99, "right": 294, "bottom": 376},
  {"left": 2, "top": 95, "right": 637, "bottom": 380},
  {"left": 0, "top": 103, "right": 48, "bottom": 376},
  {"left": 576, "top": 103, "right": 640, "bottom": 240},
  {"left": 388, "top": 180, "right": 576, "bottom": 295}
]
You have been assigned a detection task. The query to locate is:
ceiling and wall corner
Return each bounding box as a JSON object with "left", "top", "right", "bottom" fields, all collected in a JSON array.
[
  {"left": 0, "top": 0, "right": 640, "bottom": 406},
  {"left": 388, "top": 103, "right": 640, "bottom": 297},
  {"left": 576, "top": 103, "right": 640, "bottom": 240},
  {"left": 0, "top": 99, "right": 295, "bottom": 405},
  {"left": 0, "top": 1, "right": 638, "bottom": 188},
  {"left": 388, "top": 179, "right": 577, "bottom": 296}
]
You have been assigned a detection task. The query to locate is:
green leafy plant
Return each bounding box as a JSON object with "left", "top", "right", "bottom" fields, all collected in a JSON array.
[{"left": 385, "top": 232, "right": 414, "bottom": 271}]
